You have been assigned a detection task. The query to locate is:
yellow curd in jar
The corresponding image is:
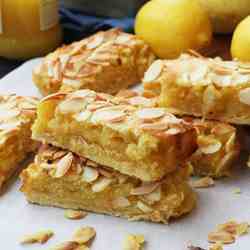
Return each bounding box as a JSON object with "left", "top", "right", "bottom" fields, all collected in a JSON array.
[{"left": 0, "top": 0, "right": 62, "bottom": 59}]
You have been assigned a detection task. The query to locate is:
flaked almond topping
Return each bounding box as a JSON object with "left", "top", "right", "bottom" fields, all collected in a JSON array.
[
  {"left": 87, "top": 102, "right": 111, "bottom": 112},
  {"left": 50, "top": 241, "right": 79, "bottom": 250},
  {"left": 143, "top": 60, "right": 163, "bottom": 82},
  {"left": 116, "top": 89, "right": 138, "bottom": 98},
  {"left": 208, "top": 231, "right": 235, "bottom": 244},
  {"left": 59, "top": 54, "right": 71, "bottom": 71},
  {"left": 239, "top": 88, "right": 250, "bottom": 106},
  {"left": 64, "top": 210, "right": 88, "bottom": 220},
  {"left": 20, "top": 230, "right": 54, "bottom": 244},
  {"left": 69, "top": 90, "right": 96, "bottom": 100},
  {"left": 191, "top": 177, "right": 215, "bottom": 188},
  {"left": 87, "top": 34, "right": 104, "bottom": 49},
  {"left": 113, "top": 197, "right": 131, "bottom": 208},
  {"left": 41, "top": 92, "right": 67, "bottom": 103},
  {"left": 54, "top": 152, "right": 73, "bottom": 178},
  {"left": 73, "top": 110, "right": 92, "bottom": 122},
  {"left": 165, "top": 127, "right": 183, "bottom": 135},
  {"left": 58, "top": 99, "right": 84, "bottom": 114},
  {"left": 92, "top": 109, "right": 126, "bottom": 123},
  {"left": 53, "top": 60, "right": 62, "bottom": 82},
  {"left": 131, "top": 182, "right": 160, "bottom": 195},
  {"left": 62, "top": 78, "right": 81, "bottom": 87},
  {"left": 116, "top": 34, "right": 131, "bottom": 44},
  {"left": 211, "top": 124, "right": 235, "bottom": 135},
  {"left": 198, "top": 137, "right": 222, "bottom": 154},
  {"left": 91, "top": 177, "right": 112, "bottom": 192},
  {"left": 72, "top": 227, "right": 96, "bottom": 244},
  {"left": 136, "top": 201, "right": 153, "bottom": 213},
  {"left": 0, "top": 108, "right": 20, "bottom": 121},
  {"left": 144, "top": 187, "right": 162, "bottom": 203},
  {"left": 136, "top": 108, "right": 165, "bottom": 122},
  {"left": 139, "top": 122, "right": 169, "bottom": 132},
  {"left": 128, "top": 96, "right": 154, "bottom": 107},
  {"left": 82, "top": 166, "right": 99, "bottom": 183},
  {"left": 122, "top": 234, "right": 145, "bottom": 250}
]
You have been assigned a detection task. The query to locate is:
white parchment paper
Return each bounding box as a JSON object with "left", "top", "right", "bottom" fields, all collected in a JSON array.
[{"left": 0, "top": 60, "right": 250, "bottom": 250}]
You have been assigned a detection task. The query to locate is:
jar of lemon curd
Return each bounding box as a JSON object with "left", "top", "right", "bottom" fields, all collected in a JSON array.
[{"left": 0, "top": 0, "right": 62, "bottom": 59}]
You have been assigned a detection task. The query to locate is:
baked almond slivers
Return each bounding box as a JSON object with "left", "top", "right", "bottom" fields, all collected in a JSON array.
[
  {"left": 122, "top": 234, "right": 145, "bottom": 250},
  {"left": 191, "top": 177, "right": 215, "bottom": 188},
  {"left": 72, "top": 227, "right": 96, "bottom": 245},
  {"left": 64, "top": 210, "right": 88, "bottom": 220},
  {"left": 20, "top": 230, "right": 54, "bottom": 244}
]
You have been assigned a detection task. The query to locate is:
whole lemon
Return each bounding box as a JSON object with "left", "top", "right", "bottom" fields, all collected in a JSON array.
[
  {"left": 135, "top": 0, "right": 212, "bottom": 59},
  {"left": 231, "top": 16, "right": 250, "bottom": 61}
]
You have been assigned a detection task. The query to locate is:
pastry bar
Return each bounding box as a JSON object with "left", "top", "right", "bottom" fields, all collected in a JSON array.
[
  {"left": 0, "top": 95, "right": 39, "bottom": 189},
  {"left": 143, "top": 53, "right": 250, "bottom": 125},
  {"left": 186, "top": 118, "right": 240, "bottom": 178},
  {"left": 33, "top": 28, "right": 155, "bottom": 96},
  {"left": 20, "top": 145, "right": 196, "bottom": 223},
  {"left": 32, "top": 89, "right": 197, "bottom": 182}
]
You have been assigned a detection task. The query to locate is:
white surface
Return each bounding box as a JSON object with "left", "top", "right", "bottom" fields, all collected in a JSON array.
[{"left": 0, "top": 60, "right": 250, "bottom": 249}]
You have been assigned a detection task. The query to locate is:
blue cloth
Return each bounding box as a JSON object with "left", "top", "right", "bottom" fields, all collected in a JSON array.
[{"left": 60, "top": 8, "right": 135, "bottom": 43}]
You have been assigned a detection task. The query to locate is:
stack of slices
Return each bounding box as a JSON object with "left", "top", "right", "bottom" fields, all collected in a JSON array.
[{"left": 21, "top": 89, "right": 198, "bottom": 223}]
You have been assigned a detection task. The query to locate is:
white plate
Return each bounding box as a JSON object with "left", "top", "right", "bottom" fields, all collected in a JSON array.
[{"left": 0, "top": 59, "right": 250, "bottom": 250}]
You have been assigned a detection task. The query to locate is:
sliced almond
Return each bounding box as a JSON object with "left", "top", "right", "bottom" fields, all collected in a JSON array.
[
  {"left": 143, "top": 60, "right": 163, "bottom": 82},
  {"left": 87, "top": 34, "right": 104, "bottom": 49},
  {"left": 136, "top": 201, "right": 153, "bottom": 213},
  {"left": 116, "top": 89, "right": 138, "bottom": 98},
  {"left": 139, "top": 122, "right": 169, "bottom": 132},
  {"left": 239, "top": 88, "right": 250, "bottom": 106},
  {"left": 82, "top": 167, "right": 99, "bottom": 183},
  {"left": 20, "top": 230, "right": 54, "bottom": 244},
  {"left": 50, "top": 241, "right": 79, "bottom": 250},
  {"left": 136, "top": 108, "right": 165, "bottom": 122},
  {"left": 131, "top": 182, "right": 160, "bottom": 195},
  {"left": 165, "top": 127, "right": 183, "bottom": 135},
  {"left": 70, "top": 90, "right": 96, "bottom": 100},
  {"left": 113, "top": 197, "right": 131, "bottom": 208},
  {"left": 62, "top": 78, "right": 81, "bottom": 88},
  {"left": 91, "top": 177, "right": 112, "bottom": 192},
  {"left": 58, "top": 99, "right": 84, "bottom": 114},
  {"left": 72, "top": 227, "right": 96, "bottom": 245},
  {"left": 87, "top": 102, "right": 111, "bottom": 112},
  {"left": 116, "top": 34, "right": 131, "bottom": 44},
  {"left": 54, "top": 152, "right": 73, "bottom": 178},
  {"left": 73, "top": 110, "right": 92, "bottom": 122},
  {"left": 198, "top": 137, "right": 222, "bottom": 154},
  {"left": 122, "top": 234, "right": 145, "bottom": 250},
  {"left": 191, "top": 177, "right": 214, "bottom": 188},
  {"left": 64, "top": 210, "right": 88, "bottom": 220},
  {"left": 208, "top": 231, "right": 235, "bottom": 244},
  {"left": 92, "top": 109, "right": 126, "bottom": 123},
  {"left": 128, "top": 96, "right": 154, "bottom": 107},
  {"left": 144, "top": 186, "right": 162, "bottom": 203}
]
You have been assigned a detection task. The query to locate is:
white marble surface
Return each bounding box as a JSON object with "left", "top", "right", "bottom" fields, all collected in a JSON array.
[{"left": 0, "top": 59, "right": 250, "bottom": 249}]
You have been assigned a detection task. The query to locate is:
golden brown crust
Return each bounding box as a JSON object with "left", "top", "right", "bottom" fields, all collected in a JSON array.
[
  {"left": 33, "top": 28, "right": 155, "bottom": 96},
  {"left": 20, "top": 145, "right": 196, "bottom": 223},
  {"left": 32, "top": 90, "right": 197, "bottom": 181},
  {"left": 143, "top": 54, "right": 250, "bottom": 125},
  {"left": 0, "top": 95, "right": 39, "bottom": 189}
]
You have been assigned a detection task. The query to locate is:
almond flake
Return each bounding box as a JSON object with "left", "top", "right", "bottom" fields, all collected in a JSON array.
[
  {"left": 144, "top": 186, "right": 162, "bottom": 203},
  {"left": 239, "top": 88, "right": 250, "bottom": 106},
  {"left": 64, "top": 210, "right": 88, "bottom": 220},
  {"left": 136, "top": 108, "right": 165, "bottom": 122},
  {"left": 20, "top": 230, "right": 54, "bottom": 244},
  {"left": 113, "top": 197, "right": 131, "bottom": 208},
  {"left": 208, "top": 231, "right": 235, "bottom": 244},
  {"left": 137, "top": 201, "right": 153, "bottom": 213},
  {"left": 211, "top": 124, "right": 235, "bottom": 135},
  {"left": 87, "top": 102, "right": 111, "bottom": 112},
  {"left": 116, "top": 34, "right": 131, "bottom": 44},
  {"left": 82, "top": 167, "right": 99, "bottom": 183},
  {"left": 87, "top": 34, "right": 104, "bottom": 49},
  {"left": 72, "top": 227, "right": 96, "bottom": 244},
  {"left": 191, "top": 177, "right": 214, "bottom": 188},
  {"left": 92, "top": 109, "right": 126, "bottom": 123},
  {"left": 41, "top": 93, "right": 67, "bottom": 103},
  {"left": 143, "top": 60, "right": 163, "bottom": 82},
  {"left": 50, "top": 241, "right": 79, "bottom": 250},
  {"left": 122, "top": 234, "right": 145, "bottom": 250},
  {"left": 198, "top": 137, "right": 222, "bottom": 154},
  {"left": 139, "top": 122, "right": 169, "bottom": 131},
  {"left": 165, "top": 127, "right": 183, "bottom": 135},
  {"left": 91, "top": 177, "right": 112, "bottom": 192},
  {"left": 73, "top": 110, "right": 92, "bottom": 122},
  {"left": 69, "top": 90, "right": 96, "bottom": 100},
  {"left": 59, "top": 54, "right": 71, "bottom": 71},
  {"left": 62, "top": 78, "right": 81, "bottom": 88},
  {"left": 131, "top": 182, "right": 160, "bottom": 195},
  {"left": 58, "top": 99, "right": 84, "bottom": 114},
  {"left": 116, "top": 89, "right": 138, "bottom": 98},
  {"left": 54, "top": 152, "right": 73, "bottom": 178},
  {"left": 128, "top": 96, "right": 154, "bottom": 107}
]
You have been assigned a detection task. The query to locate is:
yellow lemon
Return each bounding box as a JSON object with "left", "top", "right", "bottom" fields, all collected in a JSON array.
[
  {"left": 135, "top": 0, "right": 212, "bottom": 59},
  {"left": 231, "top": 16, "right": 250, "bottom": 61}
]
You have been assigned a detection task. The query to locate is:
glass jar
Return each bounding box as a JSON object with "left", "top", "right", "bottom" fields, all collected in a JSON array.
[{"left": 0, "top": 0, "right": 62, "bottom": 59}]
